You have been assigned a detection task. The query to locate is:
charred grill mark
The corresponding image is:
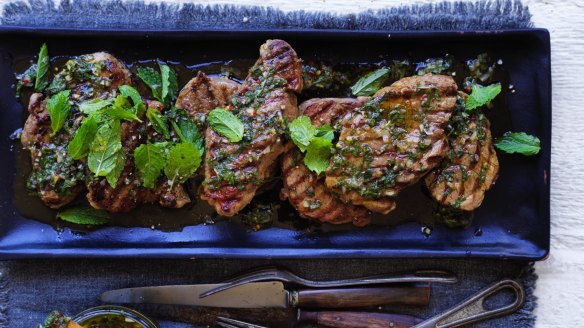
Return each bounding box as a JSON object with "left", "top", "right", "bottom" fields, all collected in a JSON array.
[
  {"left": 280, "top": 98, "right": 370, "bottom": 226},
  {"left": 425, "top": 111, "right": 499, "bottom": 211},
  {"left": 201, "top": 39, "right": 302, "bottom": 217},
  {"left": 325, "top": 75, "right": 458, "bottom": 214}
]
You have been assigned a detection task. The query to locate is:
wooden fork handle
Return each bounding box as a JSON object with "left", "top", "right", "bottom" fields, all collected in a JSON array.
[
  {"left": 298, "top": 310, "right": 423, "bottom": 328},
  {"left": 292, "top": 285, "right": 431, "bottom": 308}
]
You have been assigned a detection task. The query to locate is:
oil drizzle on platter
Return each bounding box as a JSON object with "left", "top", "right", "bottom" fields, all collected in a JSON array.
[{"left": 12, "top": 53, "right": 512, "bottom": 234}]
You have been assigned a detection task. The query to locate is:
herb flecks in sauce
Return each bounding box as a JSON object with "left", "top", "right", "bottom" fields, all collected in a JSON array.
[
  {"left": 14, "top": 44, "right": 517, "bottom": 231},
  {"left": 329, "top": 82, "right": 442, "bottom": 199},
  {"left": 242, "top": 204, "right": 277, "bottom": 231},
  {"left": 47, "top": 54, "right": 113, "bottom": 100},
  {"left": 205, "top": 65, "right": 287, "bottom": 191},
  {"left": 415, "top": 57, "right": 453, "bottom": 75},
  {"left": 433, "top": 204, "right": 473, "bottom": 228},
  {"left": 81, "top": 313, "right": 144, "bottom": 328}
]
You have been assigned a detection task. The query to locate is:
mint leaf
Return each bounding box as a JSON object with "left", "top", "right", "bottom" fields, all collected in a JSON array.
[
  {"left": 108, "top": 97, "right": 142, "bottom": 122},
  {"left": 105, "top": 150, "right": 126, "bottom": 188},
  {"left": 171, "top": 119, "right": 204, "bottom": 155},
  {"left": 119, "top": 85, "right": 145, "bottom": 114},
  {"left": 134, "top": 143, "right": 166, "bottom": 189},
  {"left": 138, "top": 66, "right": 163, "bottom": 102},
  {"left": 107, "top": 107, "right": 142, "bottom": 122},
  {"left": 88, "top": 119, "right": 122, "bottom": 176},
  {"left": 164, "top": 142, "right": 201, "bottom": 185},
  {"left": 465, "top": 83, "right": 502, "bottom": 110},
  {"left": 208, "top": 108, "right": 244, "bottom": 142},
  {"left": 495, "top": 132, "right": 541, "bottom": 156},
  {"left": 315, "top": 124, "right": 335, "bottom": 141},
  {"left": 304, "top": 137, "right": 332, "bottom": 175},
  {"left": 160, "top": 64, "right": 178, "bottom": 106},
  {"left": 79, "top": 99, "right": 113, "bottom": 115},
  {"left": 47, "top": 90, "right": 71, "bottom": 136},
  {"left": 34, "top": 43, "right": 49, "bottom": 92},
  {"left": 68, "top": 114, "right": 99, "bottom": 160},
  {"left": 351, "top": 68, "right": 389, "bottom": 96},
  {"left": 146, "top": 108, "right": 171, "bottom": 140},
  {"left": 289, "top": 115, "right": 316, "bottom": 152},
  {"left": 57, "top": 205, "right": 108, "bottom": 225}
]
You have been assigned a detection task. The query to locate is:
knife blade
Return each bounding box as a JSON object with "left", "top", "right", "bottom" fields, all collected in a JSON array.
[{"left": 101, "top": 281, "right": 430, "bottom": 309}]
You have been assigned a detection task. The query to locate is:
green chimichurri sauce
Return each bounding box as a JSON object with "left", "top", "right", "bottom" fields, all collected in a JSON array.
[
  {"left": 81, "top": 314, "right": 144, "bottom": 328},
  {"left": 205, "top": 65, "right": 288, "bottom": 191},
  {"left": 26, "top": 142, "right": 86, "bottom": 195},
  {"left": 14, "top": 49, "right": 508, "bottom": 232}
]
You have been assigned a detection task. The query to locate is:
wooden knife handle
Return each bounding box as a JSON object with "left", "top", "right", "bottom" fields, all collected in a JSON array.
[
  {"left": 292, "top": 285, "right": 430, "bottom": 308},
  {"left": 298, "top": 310, "right": 423, "bottom": 328}
]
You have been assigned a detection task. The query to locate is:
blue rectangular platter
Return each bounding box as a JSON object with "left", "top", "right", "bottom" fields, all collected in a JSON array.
[{"left": 0, "top": 28, "right": 551, "bottom": 260}]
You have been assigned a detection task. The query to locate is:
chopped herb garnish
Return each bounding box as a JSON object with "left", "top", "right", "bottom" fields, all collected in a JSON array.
[{"left": 15, "top": 64, "right": 36, "bottom": 98}]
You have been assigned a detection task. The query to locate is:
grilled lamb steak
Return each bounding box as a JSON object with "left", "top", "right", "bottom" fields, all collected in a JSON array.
[
  {"left": 86, "top": 100, "right": 192, "bottom": 212},
  {"left": 88, "top": 69, "right": 241, "bottom": 213},
  {"left": 202, "top": 39, "right": 303, "bottom": 217},
  {"left": 280, "top": 98, "right": 370, "bottom": 226},
  {"left": 175, "top": 71, "right": 239, "bottom": 126},
  {"left": 425, "top": 95, "right": 499, "bottom": 211},
  {"left": 22, "top": 52, "right": 131, "bottom": 209},
  {"left": 325, "top": 74, "right": 458, "bottom": 214}
]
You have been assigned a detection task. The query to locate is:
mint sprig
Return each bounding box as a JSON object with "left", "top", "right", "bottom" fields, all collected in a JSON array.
[
  {"left": 495, "top": 132, "right": 541, "bottom": 156},
  {"left": 134, "top": 143, "right": 166, "bottom": 189},
  {"left": 289, "top": 116, "right": 335, "bottom": 174},
  {"left": 57, "top": 206, "right": 109, "bottom": 225},
  {"left": 208, "top": 108, "right": 244, "bottom": 142},
  {"left": 34, "top": 43, "right": 50, "bottom": 92},
  {"left": 46, "top": 90, "right": 71, "bottom": 136},
  {"left": 289, "top": 115, "right": 315, "bottom": 152},
  {"left": 465, "top": 83, "right": 502, "bottom": 110},
  {"left": 350, "top": 68, "right": 389, "bottom": 97}
]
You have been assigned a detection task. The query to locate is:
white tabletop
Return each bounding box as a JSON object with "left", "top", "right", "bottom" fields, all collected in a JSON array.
[{"left": 2, "top": 0, "right": 582, "bottom": 326}]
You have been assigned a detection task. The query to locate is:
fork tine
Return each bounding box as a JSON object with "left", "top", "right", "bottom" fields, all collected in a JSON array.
[
  {"left": 201, "top": 268, "right": 282, "bottom": 298},
  {"left": 216, "top": 316, "right": 269, "bottom": 328},
  {"left": 216, "top": 322, "right": 239, "bottom": 328},
  {"left": 220, "top": 266, "right": 280, "bottom": 283}
]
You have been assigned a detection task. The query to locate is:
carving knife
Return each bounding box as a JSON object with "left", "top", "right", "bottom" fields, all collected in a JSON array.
[{"left": 101, "top": 281, "right": 430, "bottom": 308}]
